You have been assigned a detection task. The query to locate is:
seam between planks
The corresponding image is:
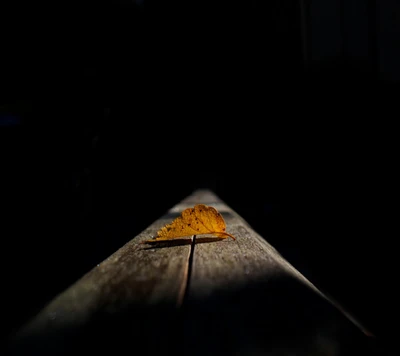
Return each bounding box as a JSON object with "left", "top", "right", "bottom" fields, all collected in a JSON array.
[{"left": 177, "top": 235, "right": 196, "bottom": 307}]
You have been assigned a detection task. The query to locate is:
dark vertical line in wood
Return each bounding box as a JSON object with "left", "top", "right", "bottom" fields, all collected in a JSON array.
[
  {"left": 180, "top": 235, "right": 196, "bottom": 306},
  {"left": 367, "top": 0, "right": 379, "bottom": 79}
]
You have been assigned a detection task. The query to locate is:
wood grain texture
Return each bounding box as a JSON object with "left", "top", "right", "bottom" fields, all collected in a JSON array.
[
  {"left": 7, "top": 189, "right": 378, "bottom": 356},
  {"left": 9, "top": 216, "right": 192, "bottom": 356},
  {"left": 180, "top": 191, "right": 375, "bottom": 355}
]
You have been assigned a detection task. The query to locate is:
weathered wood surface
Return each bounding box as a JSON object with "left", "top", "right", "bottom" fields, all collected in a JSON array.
[
  {"left": 8, "top": 215, "right": 193, "bottom": 356},
  {"left": 7, "top": 189, "right": 377, "bottom": 356}
]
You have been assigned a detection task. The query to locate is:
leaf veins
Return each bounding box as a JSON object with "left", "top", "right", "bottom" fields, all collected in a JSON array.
[{"left": 142, "top": 204, "right": 236, "bottom": 244}]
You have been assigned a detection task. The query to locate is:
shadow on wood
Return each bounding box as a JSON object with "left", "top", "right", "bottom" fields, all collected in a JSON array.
[
  {"left": 141, "top": 236, "right": 227, "bottom": 249},
  {"left": 8, "top": 273, "right": 382, "bottom": 356},
  {"left": 5, "top": 190, "right": 390, "bottom": 356}
]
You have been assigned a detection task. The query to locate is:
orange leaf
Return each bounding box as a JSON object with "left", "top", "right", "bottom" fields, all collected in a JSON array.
[{"left": 142, "top": 204, "right": 236, "bottom": 244}]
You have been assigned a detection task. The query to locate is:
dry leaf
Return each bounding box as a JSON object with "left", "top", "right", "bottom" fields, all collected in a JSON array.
[{"left": 142, "top": 204, "right": 236, "bottom": 244}]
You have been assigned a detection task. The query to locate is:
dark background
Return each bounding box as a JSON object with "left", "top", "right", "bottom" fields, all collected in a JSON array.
[{"left": 1, "top": 0, "right": 399, "bottom": 351}]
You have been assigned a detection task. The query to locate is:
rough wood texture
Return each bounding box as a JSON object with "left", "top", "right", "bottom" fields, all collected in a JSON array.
[
  {"left": 182, "top": 193, "right": 372, "bottom": 355},
  {"left": 9, "top": 217, "right": 192, "bottom": 356},
  {"left": 7, "top": 189, "right": 377, "bottom": 356}
]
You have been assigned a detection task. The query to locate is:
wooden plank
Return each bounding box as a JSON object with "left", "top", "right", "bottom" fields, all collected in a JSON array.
[
  {"left": 8, "top": 189, "right": 378, "bottom": 356},
  {"left": 180, "top": 190, "right": 376, "bottom": 355},
  {"left": 8, "top": 213, "right": 193, "bottom": 356}
]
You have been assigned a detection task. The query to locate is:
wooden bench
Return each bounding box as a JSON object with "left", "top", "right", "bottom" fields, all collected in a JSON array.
[{"left": 8, "top": 189, "right": 377, "bottom": 355}]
